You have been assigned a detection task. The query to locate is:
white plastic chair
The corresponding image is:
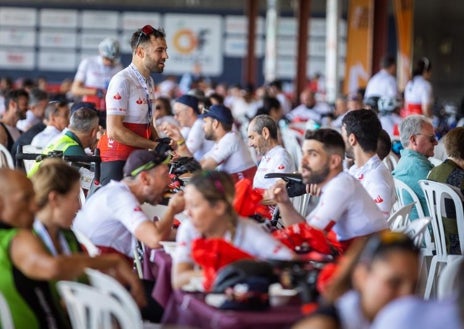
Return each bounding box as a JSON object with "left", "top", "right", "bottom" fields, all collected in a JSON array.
[
  {"left": 401, "top": 217, "right": 433, "bottom": 248},
  {"left": 0, "top": 143, "right": 14, "bottom": 169},
  {"left": 382, "top": 152, "right": 399, "bottom": 171},
  {"left": 72, "top": 228, "right": 101, "bottom": 257},
  {"left": 387, "top": 202, "right": 416, "bottom": 228},
  {"left": 84, "top": 269, "right": 159, "bottom": 329},
  {"left": 0, "top": 291, "right": 14, "bottom": 329},
  {"left": 419, "top": 180, "right": 464, "bottom": 299},
  {"left": 437, "top": 256, "right": 464, "bottom": 300},
  {"left": 57, "top": 280, "right": 137, "bottom": 329}
]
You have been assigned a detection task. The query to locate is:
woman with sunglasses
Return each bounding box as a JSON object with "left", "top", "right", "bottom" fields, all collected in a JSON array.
[
  {"left": 172, "top": 170, "right": 294, "bottom": 290},
  {"left": 292, "top": 231, "right": 420, "bottom": 329}
]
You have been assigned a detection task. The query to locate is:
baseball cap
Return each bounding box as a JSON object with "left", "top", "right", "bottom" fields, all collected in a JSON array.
[
  {"left": 123, "top": 149, "right": 171, "bottom": 177},
  {"left": 175, "top": 94, "right": 200, "bottom": 114},
  {"left": 201, "top": 104, "right": 234, "bottom": 125}
]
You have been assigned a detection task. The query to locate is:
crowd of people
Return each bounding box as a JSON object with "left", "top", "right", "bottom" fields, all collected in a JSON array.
[{"left": 0, "top": 23, "right": 463, "bottom": 329}]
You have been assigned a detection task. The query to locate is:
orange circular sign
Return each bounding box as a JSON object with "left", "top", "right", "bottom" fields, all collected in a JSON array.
[{"left": 173, "top": 29, "right": 197, "bottom": 54}]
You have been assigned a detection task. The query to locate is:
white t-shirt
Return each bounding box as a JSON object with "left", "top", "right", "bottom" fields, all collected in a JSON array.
[
  {"left": 186, "top": 118, "right": 214, "bottom": 161},
  {"left": 371, "top": 296, "right": 461, "bottom": 329},
  {"left": 31, "top": 126, "right": 62, "bottom": 148},
  {"left": 16, "top": 110, "right": 41, "bottom": 132},
  {"left": 253, "top": 145, "right": 295, "bottom": 189},
  {"left": 404, "top": 76, "right": 433, "bottom": 106},
  {"left": 173, "top": 218, "right": 294, "bottom": 265},
  {"left": 379, "top": 113, "right": 402, "bottom": 139},
  {"left": 348, "top": 155, "right": 396, "bottom": 217},
  {"left": 74, "top": 55, "right": 122, "bottom": 89},
  {"left": 204, "top": 131, "right": 255, "bottom": 174},
  {"left": 305, "top": 171, "right": 387, "bottom": 241},
  {"left": 364, "top": 69, "right": 398, "bottom": 99},
  {"left": 72, "top": 180, "right": 150, "bottom": 257}
]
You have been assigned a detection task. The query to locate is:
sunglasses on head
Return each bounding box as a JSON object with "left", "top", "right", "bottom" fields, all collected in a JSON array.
[
  {"left": 135, "top": 25, "right": 156, "bottom": 49},
  {"left": 130, "top": 153, "right": 171, "bottom": 177}
]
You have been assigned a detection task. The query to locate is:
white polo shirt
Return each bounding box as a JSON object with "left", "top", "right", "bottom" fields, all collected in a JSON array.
[
  {"left": 74, "top": 55, "right": 122, "bottom": 89},
  {"left": 174, "top": 218, "right": 294, "bottom": 265},
  {"left": 404, "top": 75, "right": 433, "bottom": 107},
  {"left": 306, "top": 171, "right": 387, "bottom": 242},
  {"left": 204, "top": 131, "right": 255, "bottom": 174},
  {"left": 364, "top": 69, "right": 398, "bottom": 99},
  {"left": 73, "top": 180, "right": 150, "bottom": 257},
  {"left": 253, "top": 145, "right": 295, "bottom": 189},
  {"left": 348, "top": 155, "right": 396, "bottom": 217}
]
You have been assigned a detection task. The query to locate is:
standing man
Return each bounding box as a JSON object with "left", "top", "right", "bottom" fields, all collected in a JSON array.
[
  {"left": 247, "top": 114, "right": 295, "bottom": 189},
  {"left": 71, "top": 37, "right": 122, "bottom": 112},
  {"left": 341, "top": 109, "right": 396, "bottom": 218},
  {"left": 364, "top": 55, "right": 398, "bottom": 101},
  {"left": 98, "top": 26, "right": 168, "bottom": 185}
]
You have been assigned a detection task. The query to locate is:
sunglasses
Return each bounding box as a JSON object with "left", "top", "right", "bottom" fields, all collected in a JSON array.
[
  {"left": 416, "top": 133, "right": 437, "bottom": 143},
  {"left": 135, "top": 25, "right": 155, "bottom": 49},
  {"left": 358, "top": 231, "right": 419, "bottom": 264},
  {"left": 129, "top": 153, "right": 171, "bottom": 177}
]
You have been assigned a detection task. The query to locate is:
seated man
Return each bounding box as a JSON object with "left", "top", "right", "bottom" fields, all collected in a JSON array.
[
  {"left": 178, "top": 104, "right": 256, "bottom": 182},
  {"left": 393, "top": 115, "right": 437, "bottom": 220},
  {"left": 28, "top": 102, "right": 100, "bottom": 176},
  {"left": 73, "top": 149, "right": 184, "bottom": 260},
  {"left": 247, "top": 114, "right": 295, "bottom": 189},
  {"left": 269, "top": 128, "right": 387, "bottom": 252},
  {"left": 31, "top": 100, "right": 70, "bottom": 148},
  {"left": 342, "top": 109, "right": 396, "bottom": 217}
]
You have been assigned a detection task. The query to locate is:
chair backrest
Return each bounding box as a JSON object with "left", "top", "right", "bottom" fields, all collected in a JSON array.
[
  {"left": 57, "top": 280, "right": 140, "bottom": 329},
  {"left": 72, "top": 228, "right": 101, "bottom": 257},
  {"left": 387, "top": 202, "right": 416, "bottom": 227},
  {"left": 0, "top": 291, "right": 14, "bottom": 329},
  {"left": 0, "top": 143, "right": 14, "bottom": 169},
  {"left": 419, "top": 180, "right": 464, "bottom": 256},
  {"left": 84, "top": 268, "right": 142, "bottom": 324},
  {"left": 437, "top": 256, "right": 464, "bottom": 300},
  {"left": 382, "top": 152, "right": 399, "bottom": 171},
  {"left": 393, "top": 178, "right": 426, "bottom": 218},
  {"left": 402, "top": 216, "right": 433, "bottom": 247}
]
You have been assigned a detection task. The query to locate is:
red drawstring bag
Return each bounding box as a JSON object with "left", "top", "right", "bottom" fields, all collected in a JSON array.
[
  {"left": 233, "top": 179, "right": 272, "bottom": 219},
  {"left": 191, "top": 238, "right": 255, "bottom": 292},
  {"left": 272, "top": 222, "right": 333, "bottom": 255}
]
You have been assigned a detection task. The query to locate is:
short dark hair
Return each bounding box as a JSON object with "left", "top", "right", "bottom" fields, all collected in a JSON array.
[
  {"left": 380, "top": 54, "right": 396, "bottom": 69},
  {"left": 377, "top": 129, "right": 392, "bottom": 160},
  {"left": 342, "top": 109, "right": 382, "bottom": 153},
  {"left": 305, "top": 128, "right": 345, "bottom": 157},
  {"left": 250, "top": 115, "right": 278, "bottom": 140},
  {"left": 130, "top": 26, "right": 166, "bottom": 50},
  {"left": 4, "top": 88, "right": 28, "bottom": 109}
]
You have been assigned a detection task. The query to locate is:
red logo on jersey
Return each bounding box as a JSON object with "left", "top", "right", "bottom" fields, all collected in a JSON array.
[
  {"left": 358, "top": 174, "right": 364, "bottom": 180},
  {"left": 136, "top": 98, "right": 143, "bottom": 105},
  {"left": 134, "top": 206, "right": 142, "bottom": 212},
  {"left": 272, "top": 245, "right": 282, "bottom": 254},
  {"left": 113, "top": 93, "right": 122, "bottom": 100},
  {"left": 374, "top": 195, "right": 384, "bottom": 203},
  {"left": 277, "top": 164, "right": 285, "bottom": 170}
]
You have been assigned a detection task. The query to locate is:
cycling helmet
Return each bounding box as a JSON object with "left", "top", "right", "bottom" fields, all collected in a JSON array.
[
  {"left": 98, "top": 38, "right": 120, "bottom": 60},
  {"left": 378, "top": 97, "right": 399, "bottom": 112}
]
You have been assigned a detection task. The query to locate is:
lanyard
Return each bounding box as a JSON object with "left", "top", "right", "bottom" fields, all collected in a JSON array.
[
  {"left": 129, "top": 63, "right": 154, "bottom": 124},
  {"left": 33, "top": 220, "right": 72, "bottom": 256}
]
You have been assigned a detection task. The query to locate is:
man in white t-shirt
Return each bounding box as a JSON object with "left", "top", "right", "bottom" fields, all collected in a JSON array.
[
  {"left": 247, "top": 114, "right": 295, "bottom": 189},
  {"left": 73, "top": 149, "right": 184, "bottom": 259},
  {"left": 287, "top": 89, "right": 332, "bottom": 125},
  {"left": 161, "top": 94, "right": 213, "bottom": 161},
  {"left": 200, "top": 104, "right": 256, "bottom": 182},
  {"left": 269, "top": 128, "right": 387, "bottom": 251},
  {"left": 364, "top": 55, "right": 398, "bottom": 100},
  {"left": 341, "top": 109, "right": 396, "bottom": 218},
  {"left": 71, "top": 38, "right": 123, "bottom": 112}
]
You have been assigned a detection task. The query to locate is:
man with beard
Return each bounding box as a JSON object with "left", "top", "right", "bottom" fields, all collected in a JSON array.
[
  {"left": 0, "top": 89, "right": 29, "bottom": 151},
  {"left": 269, "top": 128, "right": 387, "bottom": 252},
  {"left": 247, "top": 114, "right": 295, "bottom": 189},
  {"left": 200, "top": 104, "right": 256, "bottom": 182},
  {"left": 73, "top": 149, "right": 185, "bottom": 259},
  {"left": 341, "top": 109, "right": 395, "bottom": 218},
  {"left": 98, "top": 25, "right": 168, "bottom": 185}
]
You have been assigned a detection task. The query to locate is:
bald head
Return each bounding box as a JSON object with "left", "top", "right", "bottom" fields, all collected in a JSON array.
[{"left": 0, "top": 168, "right": 36, "bottom": 228}]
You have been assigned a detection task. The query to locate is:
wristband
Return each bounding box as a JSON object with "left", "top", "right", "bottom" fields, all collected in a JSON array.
[{"left": 177, "top": 139, "right": 186, "bottom": 146}]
